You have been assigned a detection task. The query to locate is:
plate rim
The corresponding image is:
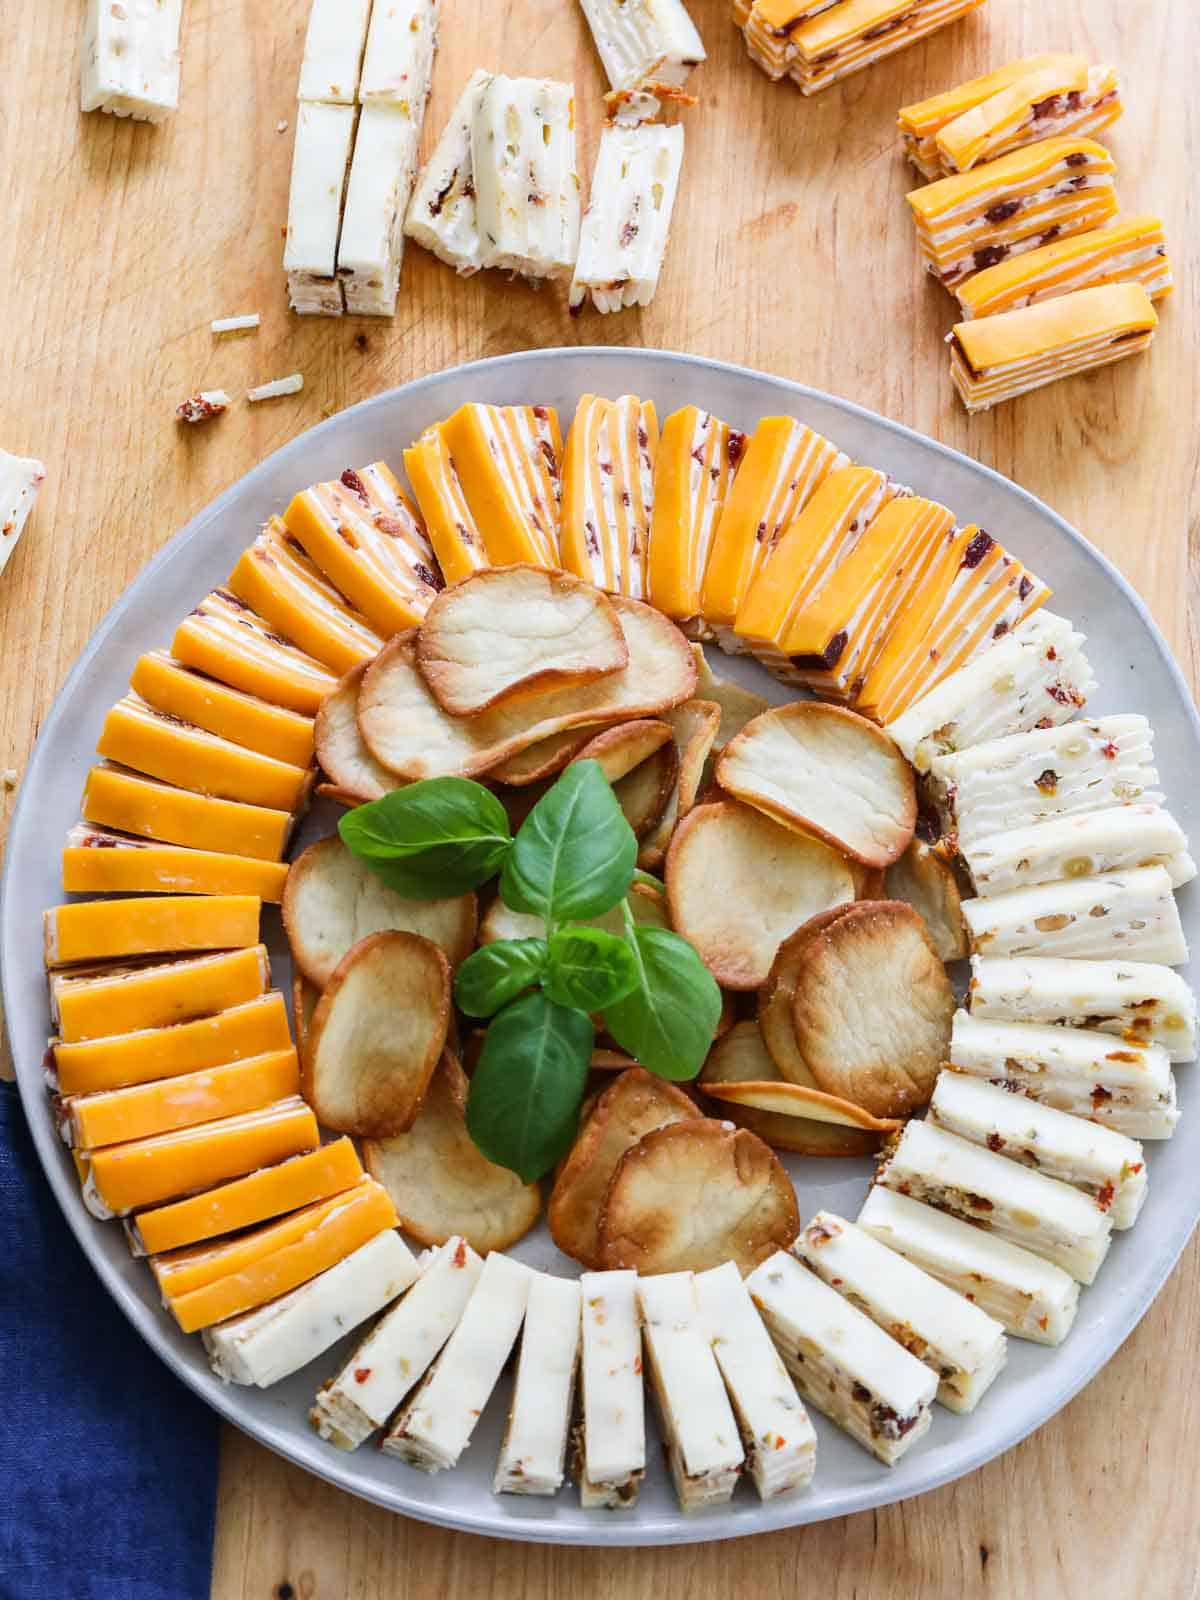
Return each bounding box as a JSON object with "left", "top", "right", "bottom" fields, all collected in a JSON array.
[{"left": 4, "top": 344, "right": 1198, "bottom": 1546}]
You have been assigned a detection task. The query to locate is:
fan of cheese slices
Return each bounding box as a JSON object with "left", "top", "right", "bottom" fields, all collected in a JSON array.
[{"left": 36, "top": 385, "right": 1198, "bottom": 1513}]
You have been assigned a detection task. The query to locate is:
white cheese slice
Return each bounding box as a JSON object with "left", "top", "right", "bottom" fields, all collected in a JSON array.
[
  {"left": 746, "top": 1249, "right": 938, "bottom": 1466},
  {"left": 962, "top": 865, "right": 1188, "bottom": 966},
  {"left": 929, "top": 1070, "right": 1147, "bottom": 1229},
  {"left": 949, "top": 1007, "right": 1178, "bottom": 1140},
  {"left": 795, "top": 1212, "right": 1007, "bottom": 1414},
  {"left": 694, "top": 1261, "right": 816, "bottom": 1499},
  {"left": 404, "top": 68, "right": 491, "bottom": 274},
  {"left": 0, "top": 448, "right": 45, "bottom": 579},
  {"left": 296, "top": 0, "right": 372, "bottom": 105},
  {"left": 877, "top": 1119, "right": 1113, "bottom": 1283},
  {"left": 80, "top": 0, "right": 182, "bottom": 123},
  {"left": 383, "top": 1252, "right": 532, "bottom": 1472},
  {"left": 968, "top": 953, "right": 1198, "bottom": 1062},
  {"left": 283, "top": 102, "right": 357, "bottom": 316},
  {"left": 570, "top": 122, "right": 684, "bottom": 315},
  {"left": 857, "top": 1185, "right": 1079, "bottom": 1345},
  {"left": 338, "top": 104, "right": 423, "bottom": 315},
  {"left": 962, "top": 804, "right": 1193, "bottom": 898},
  {"left": 637, "top": 1273, "right": 744, "bottom": 1510},
  {"left": 311, "top": 1235, "right": 483, "bottom": 1449},
  {"left": 577, "top": 1269, "right": 646, "bottom": 1508},
  {"left": 577, "top": 0, "right": 707, "bottom": 95},
  {"left": 471, "top": 75, "right": 581, "bottom": 280},
  {"left": 494, "top": 1272, "right": 582, "bottom": 1496},
  {"left": 203, "top": 1230, "right": 418, "bottom": 1388},
  {"left": 360, "top": 0, "right": 439, "bottom": 108}
]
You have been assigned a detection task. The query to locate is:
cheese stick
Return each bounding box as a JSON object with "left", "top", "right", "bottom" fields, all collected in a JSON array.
[
  {"left": 968, "top": 954, "right": 1197, "bottom": 1063},
  {"left": 929, "top": 1070, "right": 1147, "bottom": 1229},
  {"left": 948, "top": 1008, "right": 1179, "bottom": 1140},
  {"left": 283, "top": 101, "right": 357, "bottom": 316},
  {"left": 494, "top": 1271, "right": 582, "bottom": 1496},
  {"left": 950, "top": 282, "right": 1158, "bottom": 413},
  {"left": 962, "top": 804, "right": 1194, "bottom": 898},
  {"left": 296, "top": 0, "right": 372, "bottom": 105},
  {"left": 313, "top": 1236, "right": 483, "bottom": 1450},
  {"left": 44, "top": 895, "right": 260, "bottom": 970},
  {"left": 129, "top": 653, "right": 316, "bottom": 768},
  {"left": 51, "top": 990, "right": 290, "bottom": 1096},
  {"left": 578, "top": 0, "right": 705, "bottom": 99},
  {"left": 886, "top": 611, "right": 1093, "bottom": 773},
  {"left": 933, "top": 60, "right": 1121, "bottom": 177},
  {"left": 97, "top": 695, "right": 313, "bottom": 813},
  {"left": 636, "top": 1273, "right": 744, "bottom": 1510},
  {"left": 50, "top": 945, "right": 270, "bottom": 1045},
  {"left": 907, "top": 136, "right": 1118, "bottom": 289},
  {"left": 228, "top": 520, "right": 383, "bottom": 673},
  {"left": 739, "top": 1, "right": 840, "bottom": 82},
  {"left": 338, "top": 107, "right": 421, "bottom": 317},
  {"left": 172, "top": 591, "right": 338, "bottom": 715},
  {"left": 746, "top": 1249, "right": 937, "bottom": 1466},
  {"left": 929, "top": 715, "right": 1159, "bottom": 852},
  {"left": 876, "top": 1119, "right": 1114, "bottom": 1283},
  {"left": 559, "top": 394, "right": 659, "bottom": 598},
  {"left": 648, "top": 406, "right": 745, "bottom": 630},
  {"left": 694, "top": 1261, "right": 816, "bottom": 1499},
  {"left": 0, "top": 446, "right": 45, "bottom": 578},
  {"left": 404, "top": 69, "right": 491, "bottom": 275},
  {"left": 751, "top": 0, "right": 986, "bottom": 97},
  {"left": 575, "top": 1269, "right": 646, "bottom": 1508},
  {"left": 402, "top": 428, "right": 488, "bottom": 586},
  {"left": 857, "top": 1184, "right": 1079, "bottom": 1345},
  {"left": 962, "top": 865, "right": 1188, "bottom": 966},
  {"left": 570, "top": 122, "right": 685, "bottom": 315},
  {"left": 62, "top": 825, "right": 290, "bottom": 903},
  {"left": 80, "top": 0, "right": 182, "bottom": 122},
  {"left": 955, "top": 215, "right": 1173, "bottom": 320},
  {"left": 359, "top": 0, "right": 439, "bottom": 107},
  {"left": 383, "top": 1252, "right": 532, "bottom": 1472},
  {"left": 205, "top": 1230, "right": 418, "bottom": 1388},
  {"left": 130, "top": 1136, "right": 363, "bottom": 1256},
  {"left": 438, "top": 404, "right": 563, "bottom": 566},
  {"left": 795, "top": 1212, "right": 1007, "bottom": 1412},
  {"left": 80, "top": 1097, "right": 319, "bottom": 1218},
  {"left": 471, "top": 76, "right": 580, "bottom": 280},
  {"left": 82, "top": 765, "right": 293, "bottom": 863},
  {"left": 283, "top": 465, "right": 441, "bottom": 637}
]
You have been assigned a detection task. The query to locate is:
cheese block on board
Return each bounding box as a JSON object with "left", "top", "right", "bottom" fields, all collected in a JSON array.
[
  {"left": 746, "top": 0, "right": 988, "bottom": 97},
  {"left": 283, "top": 101, "right": 356, "bottom": 316},
  {"left": 577, "top": 0, "right": 705, "bottom": 97},
  {"left": 80, "top": 0, "right": 181, "bottom": 122},
  {"left": 404, "top": 69, "right": 491, "bottom": 274},
  {"left": 470, "top": 76, "right": 580, "bottom": 280},
  {"left": 50, "top": 946, "right": 270, "bottom": 1045},
  {"left": 44, "top": 895, "right": 261, "bottom": 969},
  {"left": 570, "top": 123, "right": 685, "bottom": 315},
  {"left": 559, "top": 394, "right": 659, "bottom": 599}
]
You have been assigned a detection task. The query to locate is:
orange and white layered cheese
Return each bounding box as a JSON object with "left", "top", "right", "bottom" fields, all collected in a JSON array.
[
  {"left": 50, "top": 946, "right": 271, "bottom": 1045},
  {"left": 437, "top": 403, "right": 563, "bottom": 567},
  {"left": 82, "top": 765, "right": 293, "bottom": 862},
  {"left": 560, "top": 394, "right": 659, "bottom": 598},
  {"left": 954, "top": 215, "right": 1173, "bottom": 320},
  {"left": 129, "top": 652, "right": 316, "bottom": 769},
  {"left": 172, "top": 591, "right": 337, "bottom": 715},
  {"left": 648, "top": 407, "right": 746, "bottom": 631},
  {"left": 570, "top": 123, "right": 685, "bottom": 316},
  {"left": 402, "top": 427, "right": 488, "bottom": 585},
  {"left": 62, "top": 824, "right": 290, "bottom": 902},
  {"left": 44, "top": 895, "right": 261, "bottom": 969}
]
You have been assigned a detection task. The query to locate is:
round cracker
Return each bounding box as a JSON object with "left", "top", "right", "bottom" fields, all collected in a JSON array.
[
  {"left": 596, "top": 1118, "right": 799, "bottom": 1276},
  {"left": 569, "top": 718, "right": 674, "bottom": 784},
  {"left": 612, "top": 741, "right": 680, "bottom": 840},
  {"left": 314, "top": 663, "right": 400, "bottom": 804},
  {"left": 790, "top": 900, "right": 954, "bottom": 1118},
  {"left": 363, "top": 1052, "right": 541, "bottom": 1252},
  {"left": 636, "top": 698, "right": 722, "bottom": 867},
  {"left": 757, "top": 904, "right": 859, "bottom": 1085},
  {"left": 666, "top": 800, "right": 856, "bottom": 989},
  {"left": 487, "top": 726, "right": 601, "bottom": 786},
  {"left": 716, "top": 701, "right": 917, "bottom": 868},
  {"left": 885, "top": 839, "right": 969, "bottom": 962},
  {"left": 283, "top": 834, "right": 476, "bottom": 986},
  {"left": 292, "top": 972, "right": 318, "bottom": 1052},
  {"left": 701, "top": 1079, "right": 901, "bottom": 1131}
]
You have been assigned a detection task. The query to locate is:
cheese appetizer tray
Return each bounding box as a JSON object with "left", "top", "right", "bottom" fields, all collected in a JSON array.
[{"left": 4, "top": 346, "right": 1199, "bottom": 1546}]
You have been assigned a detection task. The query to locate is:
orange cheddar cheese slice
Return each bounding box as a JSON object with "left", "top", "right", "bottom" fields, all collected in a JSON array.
[
  {"left": 80, "top": 1097, "right": 319, "bottom": 1218},
  {"left": 44, "top": 894, "right": 261, "bottom": 969},
  {"left": 62, "top": 825, "right": 290, "bottom": 902},
  {"left": 82, "top": 765, "right": 292, "bottom": 863},
  {"left": 559, "top": 394, "right": 659, "bottom": 600},
  {"left": 648, "top": 406, "right": 746, "bottom": 629},
  {"left": 173, "top": 591, "right": 337, "bottom": 715},
  {"left": 283, "top": 464, "right": 442, "bottom": 636},
  {"left": 130, "top": 652, "right": 316, "bottom": 769},
  {"left": 63, "top": 1047, "right": 300, "bottom": 1151},
  {"left": 779, "top": 0, "right": 986, "bottom": 96},
  {"left": 159, "top": 1178, "right": 397, "bottom": 1332},
  {"left": 954, "top": 214, "right": 1173, "bottom": 320},
  {"left": 52, "top": 990, "right": 291, "bottom": 1095},
  {"left": 228, "top": 518, "right": 384, "bottom": 675},
  {"left": 437, "top": 404, "right": 563, "bottom": 568},
  {"left": 699, "top": 415, "right": 848, "bottom": 640},
  {"left": 51, "top": 946, "right": 271, "bottom": 1045},
  {"left": 130, "top": 1136, "right": 363, "bottom": 1256},
  {"left": 402, "top": 428, "right": 487, "bottom": 587},
  {"left": 733, "top": 466, "right": 894, "bottom": 654},
  {"left": 935, "top": 59, "right": 1091, "bottom": 174},
  {"left": 96, "top": 695, "right": 313, "bottom": 813},
  {"left": 899, "top": 54, "right": 1078, "bottom": 175}
]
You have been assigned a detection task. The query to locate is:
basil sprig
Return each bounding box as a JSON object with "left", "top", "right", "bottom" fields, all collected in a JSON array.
[{"left": 340, "top": 759, "right": 721, "bottom": 1180}]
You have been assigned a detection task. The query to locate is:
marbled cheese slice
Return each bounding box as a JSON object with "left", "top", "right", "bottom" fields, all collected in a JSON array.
[
  {"left": 402, "top": 427, "right": 489, "bottom": 585},
  {"left": 82, "top": 766, "right": 293, "bottom": 864},
  {"left": 899, "top": 54, "right": 1087, "bottom": 177},
  {"left": 438, "top": 403, "right": 563, "bottom": 566},
  {"left": 129, "top": 653, "right": 315, "bottom": 768},
  {"left": 961, "top": 865, "right": 1188, "bottom": 967},
  {"left": 578, "top": 0, "right": 706, "bottom": 96},
  {"left": 494, "top": 1271, "right": 582, "bottom": 1495},
  {"left": 172, "top": 591, "right": 337, "bottom": 715},
  {"left": 559, "top": 394, "right": 659, "bottom": 598},
  {"left": 62, "top": 825, "right": 290, "bottom": 903}
]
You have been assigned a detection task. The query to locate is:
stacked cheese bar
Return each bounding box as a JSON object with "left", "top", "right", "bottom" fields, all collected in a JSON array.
[
  {"left": 953, "top": 215, "right": 1173, "bottom": 319},
  {"left": 80, "top": 0, "right": 182, "bottom": 122},
  {"left": 285, "top": 0, "right": 441, "bottom": 315},
  {"left": 0, "top": 446, "right": 45, "bottom": 581},
  {"left": 577, "top": 0, "right": 706, "bottom": 115}
]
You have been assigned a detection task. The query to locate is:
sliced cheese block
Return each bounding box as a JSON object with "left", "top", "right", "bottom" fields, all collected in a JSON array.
[
  {"left": 648, "top": 406, "right": 745, "bottom": 629},
  {"left": 338, "top": 101, "right": 428, "bottom": 317},
  {"left": 283, "top": 101, "right": 356, "bottom": 316},
  {"left": 359, "top": 0, "right": 439, "bottom": 108},
  {"left": 576, "top": 1269, "right": 646, "bottom": 1507},
  {"left": 296, "top": 0, "right": 372, "bottom": 105},
  {"left": 777, "top": 0, "right": 987, "bottom": 97},
  {"left": 130, "top": 652, "right": 316, "bottom": 768},
  {"left": 570, "top": 122, "right": 685, "bottom": 315},
  {"left": 44, "top": 895, "right": 261, "bottom": 969},
  {"left": 82, "top": 765, "right": 293, "bottom": 863},
  {"left": 172, "top": 590, "right": 337, "bottom": 715},
  {"left": 740, "top": 0, "right": 844, "bottom": 81},
  {"left": 50, "top": 946, "right": 270, "bottom": 1045},
  {"left": 577, "top": 0, "right": 705, "bottom": 96},
  {"left": 62, "top": 825, "right": 290, "bottom": 902},
  {"left": 470, "top": 76, "right": 580, "bottom": 280},
  {"left": 80, "top": 0, "right": 182, "bottom": 122},
  {"left": 402, "top": 426, "right": 489, "bottom": 586},
  {"left": 403, "top": 68, "right": 491, "bottom": 275},
  {"left": 955, "top": 214, "right": 1172, "bottom": 320},
  {"left": 438, "top": 403, "right": 562, "bottom": 567},
  {"left": 962, "top": 804, "right": 1193, "bottom": 897},
  {"left": 494, "top": 1271, "right": 582, "bottom": 1496},
  {"left": 559, "top": 394, "right": 659, "bottom": 599},
  {"left": 961, "top": 865, "right": 1188, "bottom": 966}
]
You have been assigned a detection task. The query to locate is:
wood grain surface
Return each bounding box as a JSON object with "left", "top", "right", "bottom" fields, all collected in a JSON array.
[{"left": 1, "top": 1, "right": 1198, "bottom": 1596}]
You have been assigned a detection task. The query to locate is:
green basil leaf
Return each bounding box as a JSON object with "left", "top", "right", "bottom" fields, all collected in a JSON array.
[
  {"left": 465, "top": 992, "right": 593, "bottom": 1182},
  {"left": 603, "top": 913, "right": 722, "bottom": 1082},
  {"left": 453, "top": 939, "right": 548, "bottom": 1018},
  {"left": 543, "top": 926, "right": 640, "bottom": 1013},
  {"left": 338, "top": 778, "right": 512, "bottom": 898},
  {"left": 499, "top": 761, "right": 637, "bottom": 925}
]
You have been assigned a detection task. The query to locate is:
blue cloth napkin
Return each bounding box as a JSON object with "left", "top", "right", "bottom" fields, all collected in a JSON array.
[{"left": 0, "top": 1082, "right": 218, "bottom": 1600}]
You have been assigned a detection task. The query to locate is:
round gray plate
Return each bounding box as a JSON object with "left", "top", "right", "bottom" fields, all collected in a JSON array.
[{"left": 4, "top": 348, "right": 1197, "bottom": 1546}]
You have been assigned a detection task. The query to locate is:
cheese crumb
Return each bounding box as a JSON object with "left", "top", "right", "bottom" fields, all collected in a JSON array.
[
  {"left": 247, "top": 374, "right": 304, "bottom": 403},
  {"left": 175, "top": 391, "right": 231, "bottom": 425},
  {"left": 211, "top": 314, "right": 261, "bottom": 334},
  {"left": 276, "top": 119, "right": 289, "bottom": 133}
]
